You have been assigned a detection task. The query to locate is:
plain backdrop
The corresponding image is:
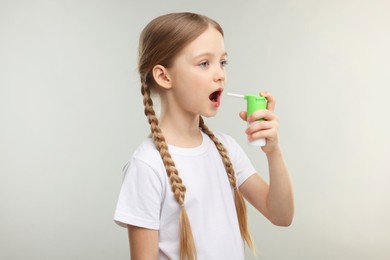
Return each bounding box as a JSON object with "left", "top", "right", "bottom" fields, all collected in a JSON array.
[{"left": 1, "top": 0, "right": 390, "bottom": 259}]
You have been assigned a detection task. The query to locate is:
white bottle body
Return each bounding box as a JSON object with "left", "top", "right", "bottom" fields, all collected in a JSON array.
[{"left": 247, "top": 121, "right": 266, "bottom": 147}]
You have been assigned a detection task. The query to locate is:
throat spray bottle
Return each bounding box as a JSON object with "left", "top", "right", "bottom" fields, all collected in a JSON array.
[{"left": 227, "top": 93, "right": 267, "bottom": 147}]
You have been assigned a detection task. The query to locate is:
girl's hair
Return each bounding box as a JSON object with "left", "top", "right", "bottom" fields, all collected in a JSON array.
[{"left": 138, "top": 12, "right": 254, "bottom": 259}]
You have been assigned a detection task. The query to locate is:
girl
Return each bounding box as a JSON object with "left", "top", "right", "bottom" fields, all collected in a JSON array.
[{"left": 114, "top": 12, "right": 294, "bottom": 260}]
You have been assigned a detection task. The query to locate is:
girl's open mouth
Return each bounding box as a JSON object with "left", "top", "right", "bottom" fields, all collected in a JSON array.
[{"left": 209, "top": 90, "right": 222, "bottom": 107}]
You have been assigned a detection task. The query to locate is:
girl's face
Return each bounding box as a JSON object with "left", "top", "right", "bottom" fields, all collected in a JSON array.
[{"left": 165, "top": 26, "right": 227, "bottom": 118}]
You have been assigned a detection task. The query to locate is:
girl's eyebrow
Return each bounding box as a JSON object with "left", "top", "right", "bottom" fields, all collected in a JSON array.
[{"left": 192, "top": 52, "right": 228, "bottom": 59}]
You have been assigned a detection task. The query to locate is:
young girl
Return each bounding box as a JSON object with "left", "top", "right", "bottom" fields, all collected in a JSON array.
[{"left": 114, "top": 12, "right": 294, "bottom": 260}]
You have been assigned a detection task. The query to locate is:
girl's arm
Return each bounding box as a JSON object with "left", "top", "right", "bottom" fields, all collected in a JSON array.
[
  {"left": 238, "top": 92, "right": 294, "bottom": 226},
  {"left": 127, "top": 225, "right": 159, "bottom": 260},
  {"left": 239, "top": 148, "right": 294, "bottom": 226}
]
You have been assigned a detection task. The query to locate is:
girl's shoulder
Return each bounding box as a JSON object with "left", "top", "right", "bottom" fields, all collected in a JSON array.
[
  {"left": 133, "top": 137, "right": 159, "bottom": 157},
  {"left": 212, "top": 131, "right": 249, "bottom": 161},
  {"left": 126, "top": 137, "right": 163, "bottom": 171},
  {"left": 213, "top": 131, "right": 240, "bottom": 148}
]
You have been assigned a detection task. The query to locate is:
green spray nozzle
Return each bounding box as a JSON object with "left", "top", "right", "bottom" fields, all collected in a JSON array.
[
  {"left": 244, "top": 95, "right": 267, "bottom": 119},
  {"left": 226, "top": 92, "right": 267, "bottom": 146},
  {"left": 227, "top": 92, "right": 267, "bottom": 118}
]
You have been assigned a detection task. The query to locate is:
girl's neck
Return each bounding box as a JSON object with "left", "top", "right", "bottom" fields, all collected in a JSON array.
[{"left": 159, "top": 114, "right": 202, "bottom": 148}]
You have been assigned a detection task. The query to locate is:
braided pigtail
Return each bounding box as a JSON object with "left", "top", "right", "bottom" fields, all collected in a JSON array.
[
  {"left": 141, "top": 79, "right": 197, "bottom": 260},
  {"left": 199, "top": 116, "right": 255, "bottom": 252}
]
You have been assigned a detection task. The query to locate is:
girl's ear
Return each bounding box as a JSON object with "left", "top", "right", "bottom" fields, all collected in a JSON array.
[{"left": 152, "top": 65, "right": 172, "bottom": 89}]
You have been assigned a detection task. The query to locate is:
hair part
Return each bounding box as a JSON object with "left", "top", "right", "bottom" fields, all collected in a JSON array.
[{"left": 138, "top": 12, "right": 253, "bottom": 259}]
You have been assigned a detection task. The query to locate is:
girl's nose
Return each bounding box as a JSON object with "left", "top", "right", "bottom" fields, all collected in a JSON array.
[{"left": 214, "top": 65, "right": 226, "bottom": 82}]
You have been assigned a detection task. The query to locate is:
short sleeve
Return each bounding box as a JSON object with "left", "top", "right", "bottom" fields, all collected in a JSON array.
[
  {"left": 114, "top": 157, "right": 163, "bottom": 230},
  {"left": 215, "top": 132, "right": 256, "bottom": 187},
  {"left": 231, "top": 140, "right": 256, "bottom": 187}
]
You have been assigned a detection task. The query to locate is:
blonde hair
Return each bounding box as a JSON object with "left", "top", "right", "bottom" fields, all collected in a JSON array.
[{"left": 138, "top": 12, "right": 253, "bottom": 259}]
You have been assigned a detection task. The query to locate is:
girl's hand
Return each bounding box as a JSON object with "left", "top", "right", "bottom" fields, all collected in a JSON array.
[{"left": 239, "top": 91, "right": 280, "bottom": 154}]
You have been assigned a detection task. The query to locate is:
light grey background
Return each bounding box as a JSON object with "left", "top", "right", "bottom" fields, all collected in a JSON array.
[{"left": 1, "top": 0, "right": 389, "bottom": 259}]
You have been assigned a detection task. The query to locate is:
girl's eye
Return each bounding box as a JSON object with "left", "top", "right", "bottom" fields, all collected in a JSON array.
[
  {"left": 199, "top": 61, "right": 210, "bottom": 68},
  {"left": 220, "top": 60, "right": 228, "bottom": 67}
]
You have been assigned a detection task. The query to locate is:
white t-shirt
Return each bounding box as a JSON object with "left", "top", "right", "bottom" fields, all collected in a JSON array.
[{"left": 114, "top": 131, "right": 256, "bottom": 260}]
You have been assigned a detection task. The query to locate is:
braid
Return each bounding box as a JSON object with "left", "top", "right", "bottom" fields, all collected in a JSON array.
[
  {"left": 141, "top": 79, "right": 196, "bottom": 260},
  {"left": 199, "top": 116, "right": 255, "bottom": 252}
]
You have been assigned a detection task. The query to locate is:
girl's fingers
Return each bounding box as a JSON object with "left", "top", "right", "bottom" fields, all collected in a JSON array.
[
  {"left": 260, "top": 91, "right": 276, "bottom": 112},
  {"left": 247, "top": 128, "right": 278, "bottom": 142},
  {"left": 246, "top": 109, "right": 278, "bottom": 123},
  {"left": 239, "top": 111, "right": 247, "bottom": 121},
  {"left": 246, "top": 120, "right": 279, "bottom": 135}
]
